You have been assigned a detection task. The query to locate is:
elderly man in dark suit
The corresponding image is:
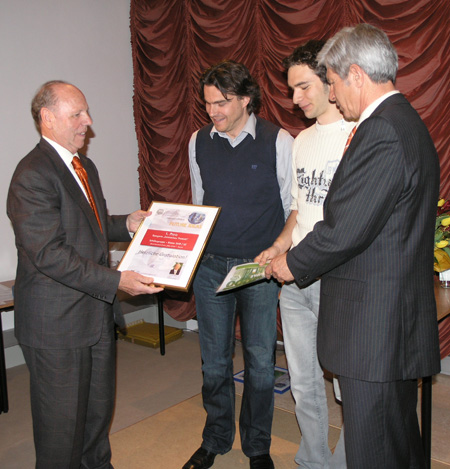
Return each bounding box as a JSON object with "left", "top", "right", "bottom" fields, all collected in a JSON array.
[
  {"left": 265, "top": 24, "right": 440, "bottom": 469},
  {"left": 7, "top": 80, "right": 162, "bottom": 469}
]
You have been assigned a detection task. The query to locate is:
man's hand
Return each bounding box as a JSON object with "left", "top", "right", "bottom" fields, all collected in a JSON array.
[
  {"left": 119, "top": 270, "right": 164, "bottom": 296},
  {"left": 254, "top": 245, "right": 281, "bottom": 267},
  {"left": 126, "top": 210, "right": 151, "bottom": 234},
  {"left": 265, "top": 253, "right": 294, "bottom": 282}
]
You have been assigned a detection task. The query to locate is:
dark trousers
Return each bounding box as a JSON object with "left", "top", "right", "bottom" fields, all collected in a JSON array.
[
  {"left": 339, "top": 376, "right": 426, "bottom": 469},
  {"left": 21, "top": 312, "right": 116, "bottom": 469}
]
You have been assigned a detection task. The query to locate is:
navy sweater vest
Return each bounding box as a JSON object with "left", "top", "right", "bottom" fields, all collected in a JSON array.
[{"left": 196, "top": 116, "right": 285, "bottom": 258}]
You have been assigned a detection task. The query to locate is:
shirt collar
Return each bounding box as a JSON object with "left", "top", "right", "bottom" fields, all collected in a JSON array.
[
  {"left": 43, "top": 136, "right": 78, "bottom": 165},
  {"left": 209, "top": 112, "right": 256, "bottom": 141},
  {"left": 358, "top": 90, "right": 400, "bottom": 127}
]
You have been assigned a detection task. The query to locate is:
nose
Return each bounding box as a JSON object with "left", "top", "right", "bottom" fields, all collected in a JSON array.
[
  {"left": 293, "top": 88, "right": 303, "bottom": 105},
  {"left": 80, "top": 111, "right": 92, "bottom": 126},
  {"left": 206, "top": 103, "right": 217, "bottom": 117}
]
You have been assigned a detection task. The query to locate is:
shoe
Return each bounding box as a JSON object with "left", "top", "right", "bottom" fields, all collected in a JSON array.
[
  {"left": 249, "top": 454, "right": 274, "bottom": 469},
  {"left": 182, "top": 447, "right": 217, "bottom": 469}
]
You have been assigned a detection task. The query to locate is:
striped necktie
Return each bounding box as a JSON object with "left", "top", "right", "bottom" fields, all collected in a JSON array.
[
  {"left": 343, "top": 126, "right": 357, "bottom": 154},
  {"left": 72, "top": 156, "right": 103, "bottom": 232}
]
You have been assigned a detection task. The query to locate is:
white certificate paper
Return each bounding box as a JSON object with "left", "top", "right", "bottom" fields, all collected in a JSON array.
[{"left": 118, "top": 202, "right": 220, "bottom": 291}]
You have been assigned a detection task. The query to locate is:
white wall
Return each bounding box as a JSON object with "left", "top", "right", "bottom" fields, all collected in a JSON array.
[{"left": 0, "top": 0, "right": 140, "bottom": 284}]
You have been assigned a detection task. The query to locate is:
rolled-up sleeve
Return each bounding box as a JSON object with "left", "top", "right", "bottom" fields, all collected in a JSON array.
[
  {"left": 276, "top": 128, "right": 294, "bottom": 219},
  {"left": 188, "top": 131, "right": 204, "bottom": 205}
]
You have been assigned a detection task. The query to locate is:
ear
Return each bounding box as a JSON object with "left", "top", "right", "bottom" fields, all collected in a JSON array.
[
  {"left": 324, "top": 83, "right": 335, "bottom": 102},
  {"left": 349, "top": 64, "right": 364, "bottom": 88},
  {"left": 240, "top": 95, "right": 251, "bottom": 109},
  {"left": 40, "top": 107, "right": 55, "bottom": 129}
]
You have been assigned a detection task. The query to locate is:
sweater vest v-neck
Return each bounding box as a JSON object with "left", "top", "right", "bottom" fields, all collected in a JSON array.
[{"left": 196, "top": 117, "right": 284, "bottom": 258}]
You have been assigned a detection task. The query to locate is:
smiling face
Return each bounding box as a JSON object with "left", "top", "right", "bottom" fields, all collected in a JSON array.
[
  {"left": 41, "top": 84, "right": 92, "bottom": 153},
  {"left": 287, "top": 64, "right": 331, "bottom": 122},
  {"left": 203, "top": 85, "right": 250, "bottom": 139}
]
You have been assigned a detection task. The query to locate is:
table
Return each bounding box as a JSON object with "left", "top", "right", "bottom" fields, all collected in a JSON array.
[
  {"left": 422, "top": 278, "right": 450, "bottom": 468},
  {"left": 435, "top": 277, "right": 450, "bottom": 321},
  {"left": 0, "top": 280, "right": 14, "bottom": 414}
]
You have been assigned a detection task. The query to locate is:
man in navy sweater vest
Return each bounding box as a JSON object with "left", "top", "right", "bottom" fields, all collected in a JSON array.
[{"left": 185, "top": 60, "right": 292, "bottom": 469}]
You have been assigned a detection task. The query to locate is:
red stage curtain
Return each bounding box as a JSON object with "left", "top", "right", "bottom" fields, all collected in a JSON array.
[
  {"left": 130, "top": 0, "right": 450, "bottom": 322},
  {"left": 439, "top": 316, "right": 450, "bottom": 359}
]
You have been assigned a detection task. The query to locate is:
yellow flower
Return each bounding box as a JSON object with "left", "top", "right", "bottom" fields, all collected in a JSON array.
[
  {"left": 438, "top": 198, "right": 445, "bottom": 207},
  {"left": 436, "top": 240, "right": 449, "bottom": 248},
  {"left": 441, "top": 216, "right": 450, "bottom": 227}
]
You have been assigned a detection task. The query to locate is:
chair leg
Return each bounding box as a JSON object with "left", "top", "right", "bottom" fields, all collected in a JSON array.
[
  {"left": 421, "top": 376, "right": 432, "bottom": 469},
  {"left": 157, "top": 292, "right": 165, "bottom": 356}
]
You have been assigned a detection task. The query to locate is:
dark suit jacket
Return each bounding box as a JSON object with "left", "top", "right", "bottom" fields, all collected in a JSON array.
[
  {"left": 286, "top": 93, "right": 441, "bottom": 382},
  {"left": 7, "top": 138, "right": 131, "bottom": 349}
]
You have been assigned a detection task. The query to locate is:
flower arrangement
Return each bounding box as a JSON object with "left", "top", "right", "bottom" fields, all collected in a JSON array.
[{"left": 434, "top": 198, "right": 450, "bottom": 272}]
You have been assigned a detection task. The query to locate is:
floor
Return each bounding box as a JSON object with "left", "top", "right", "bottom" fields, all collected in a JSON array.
[{"left": 0, "top": 329, "right": 449, "bottom": 468}]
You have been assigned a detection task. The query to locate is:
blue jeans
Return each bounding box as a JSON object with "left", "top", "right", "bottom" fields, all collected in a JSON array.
[
  {"left": 193, "top": 253, "right": 279, "bottom": 457},
  {"left": 280, "top": 281, "right": 346, "bottom": 469}
]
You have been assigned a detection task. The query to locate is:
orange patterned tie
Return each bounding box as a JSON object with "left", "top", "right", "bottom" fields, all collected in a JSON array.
[
  {"left": 343, "top": 126, "right": 357, "bottom": 154},
  {"left": 72, "top": 156, "right": 103, "bottom": 232}
]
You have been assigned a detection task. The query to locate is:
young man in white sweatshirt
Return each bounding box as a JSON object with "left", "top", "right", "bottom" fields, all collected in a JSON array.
[{"left": 256, "top": 40, "right": 355, "bottom": 469}]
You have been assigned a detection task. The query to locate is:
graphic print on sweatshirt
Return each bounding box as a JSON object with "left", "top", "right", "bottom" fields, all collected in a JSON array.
[{"left": 296, "top": 159, "right": 340, "bottom": 206}]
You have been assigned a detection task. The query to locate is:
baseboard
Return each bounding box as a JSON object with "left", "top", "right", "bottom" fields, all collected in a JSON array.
[
  {"left": 5, "top": 344, "right": 25, "bottom": 369},
  {"left": 441, "top": 355, "right": 450, "bottom": 375},
  {"left": 185, "top": 319, "right": 198, "bottom": 331}
]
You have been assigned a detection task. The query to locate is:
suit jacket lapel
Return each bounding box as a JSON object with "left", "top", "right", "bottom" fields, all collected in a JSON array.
[
  {"left": 38, "top": 139, "right": 108, "bottom": 251},
  {"left": 324, "top": 93, "right": 407, "bottom": 214}
]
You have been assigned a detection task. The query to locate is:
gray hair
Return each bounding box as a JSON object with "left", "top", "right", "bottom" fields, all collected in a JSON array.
[
  {"left": 317, "top": 24, "right": 398, "bottom": 84},
  {"left": 31, "top": 80, "right": 71, "bottom": 128}
]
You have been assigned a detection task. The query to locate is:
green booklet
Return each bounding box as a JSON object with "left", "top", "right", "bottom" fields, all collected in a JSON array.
[{"left": 216, "top": 262, "right": 268, "bottom": 293}]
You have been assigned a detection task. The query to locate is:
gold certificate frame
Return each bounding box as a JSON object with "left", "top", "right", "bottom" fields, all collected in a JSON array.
[{"left": 118, "top": 201, "right": 221, "bottom": 291}]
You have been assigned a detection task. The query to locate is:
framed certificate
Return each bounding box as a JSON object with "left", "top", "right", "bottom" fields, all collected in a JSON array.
[{"left": 118, "top": 202, "right": 221, "bottom": 291}]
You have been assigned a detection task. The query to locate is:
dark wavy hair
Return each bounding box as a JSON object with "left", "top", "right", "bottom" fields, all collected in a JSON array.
[
  {"left": 199, "top": 60, "right": 261, "bottom": 114},
  {"left": 282, "top": 40, "right": 328, "bottom": 85}
]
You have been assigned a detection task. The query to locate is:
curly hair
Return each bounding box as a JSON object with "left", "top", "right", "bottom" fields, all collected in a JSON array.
[
  {"left": 199, "top": 60, "right": 261, "bottom": 114},
  {"left": 282, "top": 40, "right": 328, "bottom": 85}
]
